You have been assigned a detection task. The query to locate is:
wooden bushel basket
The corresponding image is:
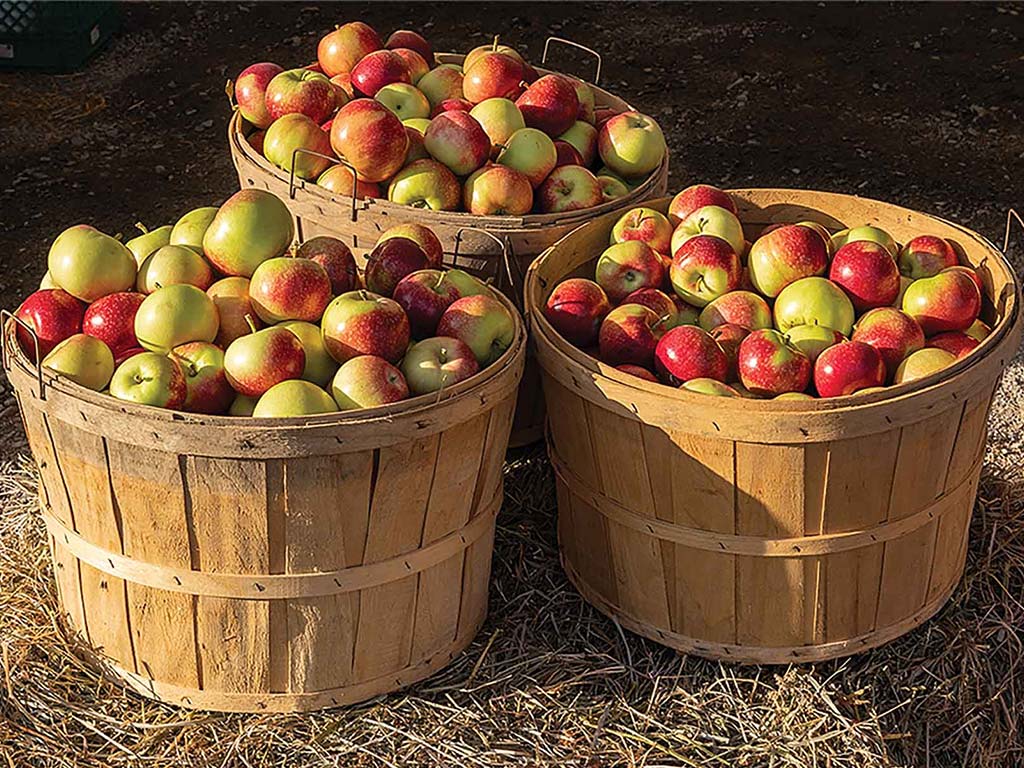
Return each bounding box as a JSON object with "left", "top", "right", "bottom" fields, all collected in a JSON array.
[
  {"left": 525, "top": 189, "right": 1022, "bottom": 664},
  {"left": 2, "top": 289, "right": 526, "bottom": 712},
  {"left": 227, "top": 42, "right": 670, "bottom": 448}
]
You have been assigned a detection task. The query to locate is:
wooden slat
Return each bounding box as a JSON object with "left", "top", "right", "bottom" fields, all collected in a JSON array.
[
  {"left": 49, "top": 536, "right": 87, "bottom": 638},
  {"left": 927, "top": 473, "right": 978, "bottom": 603},
  {"left": 456, "top": 522, "right": 495, "bottom": 641},
  {"left": 19, "top": 404, "right": 73, "bottom": 527},
  {"left": 473, "top": 399, "right": 515, "bottom": 513},
  {"left": 945, "top": 388, "right": 994, "bottom": 492},
  {"left": 543, "top": 377, "right": 599, "bottom": 487},
  {"left": 563, "top": 488, "right": 618, "bottom": 606}
]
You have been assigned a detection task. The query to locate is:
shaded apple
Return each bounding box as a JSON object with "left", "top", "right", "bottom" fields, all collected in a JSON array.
[
  {"left": 597, "top": 303, "right": 667, "bottom": 368},
  {"left": 207, "top": 277, "right": 261, "bottom": 347},
  {"left": 894, "top": 347, "right": 956, "bottom": 385},
  {"left": 376, "top": 223, "right": 444, "bottom": 268},
  {"left": 295, "top": 236, "right": 358, "bottom": 294},
  {"left": 544, "top": 278, "right": 612, "bottom": 347},
  {"left": 332, "top": 354, "right": 410, "bottom": 408},
  {"left": 253, "top": 379, "right": 337, "bottom": 417},
  {"left": 279, "top": 319, "right": 338, "bottom": 387}
]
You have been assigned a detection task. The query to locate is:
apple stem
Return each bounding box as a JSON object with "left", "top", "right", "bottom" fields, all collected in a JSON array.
[
  {"left": 135, "top": 222, "right": 149, "bottom": 234},
  {"left": 244, "top": 314, "right": 258, "bottom": 334},
  {"left": 434, "top": 271, "right": 445, "bottom": 290},
  {"left": 491, "top": 35, "right": 500, "bottom": 51},
  {"left": 169, "top": 350, "right": 197, "bottom": 377},
  {"left": 358, "top": 289, "right": 370, "bottom": 301},
  {"left": 653, "top": 313, "right": 672, "bottom": 330},
  {"left": 153, "top": 281, "right": 163, "bottom": 290}
]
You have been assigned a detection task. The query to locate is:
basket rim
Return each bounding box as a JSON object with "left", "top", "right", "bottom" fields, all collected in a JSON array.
[{"left": 525, "top": 187, "right": 1023, "bottom": 415}]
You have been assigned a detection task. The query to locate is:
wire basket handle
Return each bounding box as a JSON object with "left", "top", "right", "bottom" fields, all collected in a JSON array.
[
  {"left": 541, "top": 37, "right": 602, "bottom": 85},
  {"left": 289, "top": 149, "right": 360, "bottom": 223},
  {"left": 451, "top": 227, "right": 521, "bottom": 307},
  {"left": 1, "top": 309, "right": 46, "bottom": 400},
  {"left": 1003, "top": 208, "right": 1023, "bottom": 254}
]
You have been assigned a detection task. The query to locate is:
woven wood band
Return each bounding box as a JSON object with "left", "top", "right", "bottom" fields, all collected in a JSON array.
[
  {"left": 549, "top": 447, "right": 980, "bottom": 557},
  {"left": 44, "top": 491, "right": 501, "bottom": 600}
]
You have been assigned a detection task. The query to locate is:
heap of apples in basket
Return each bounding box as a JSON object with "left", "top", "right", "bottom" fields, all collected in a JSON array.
[
  {"left": 14, "top": 190, "right": 515, "bottom": 417},
  {"left": 543, "top": 185, "right": 989, "bottom": 399},
  {"left": 232, "top": 22, "right": 667, "bottom": 214}
]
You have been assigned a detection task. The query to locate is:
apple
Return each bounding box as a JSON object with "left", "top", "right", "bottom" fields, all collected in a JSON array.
[
  {"left": 812, "top": 342, "right": 886, "bottom": 398},
  {"left": 263, "top": 113, "right": 334, "bottom": 179},
  {"left": 331, "top": 355, "right": 410, "bottom": 409},
  {"left": 47, "top": 225, "right": 136, "bottom": 302},
  {"left": 376, "top": 224, "right": 444, "bottom": 268},
  {"left": 515, "top": 75, "right": 579, "bottom": 137},
  {"left": 893, "top": 275, "right": 914, "bottom": 308},
  {"left": 682, "top": 378, "right": 740, "bottom": 396},
  {"left": 249, "top": 257, "right": 332, "bottom": 323},
  {"left": 279, "top": 319, "right": 338, "bottom": 387},
  {"left": 464, "top": 40, "right": 525, "bottom": 73},
  {"left": 544, "top": 278, "right": 612, "bottom": 347},
  {"left": 829, "top": 240, "right": 900, "bottom": 311},
  {"left": 597, "top": 111, "right": 666, "bottom": 178},
  {"left": 553, "top": 141, "right": 584, "bottom": 167},
  {"left": 774, "top": 277, "right": 856, "bottom": 336},
  {"left": 830, "top": 225, "right": 897, "bottom": 256},
  {"left": 170, "top": 207, "right": 218, "bottom": 250},
  {"left": 464, "top": 164, "right": 533, "bottom": 215},
  {"left": 401, "top": 337, "right": 480, "bottom": 395},
  {"left": 942, "top": 265, "right": 985, "bottom": 296},
  {"left": 390, "top": 48, "right": 430, "bottom": 84},
  {"left": 536, "top": 165, "right": 603, "bottom": 213},
  {"left": 436, "top": 294, "right": 515, "bottom": 366},
  {"left": 598, "top": 175, "right": 630, "bottom": 202},
  {"left": 295, "top": 236, "right": 358, "bottom": 294},
  {"left": 203, "top": 189, "right": 295, "bottom": 277},
  {"left": 708, "top": 322, "right": 749, "bottom": 381},
  {"left": 595, "top": 241, "right": 665, "bottom": 302},
  {"left": 553, "top": 122, "right": 597, "bottom": 168},
  {"left": 247, "top": 129, "right": 267, "bottom": 153},
  {"left": 671, "top": 205, "right": 745, "bottom": 259},
  {"left": 417, "top": 65, "right": 464, "bottom": 109},
  {"left": 365, "top": 236, "right": 430, "bottom": 297},
  {"left": 748, "top": 224, "right": 829, "bottom": 298},
  {"left": 321, "top": 290, "right": 410, "bottom": 364},
  {"left": 254, "top": 379, "right": 337, "bottom": 417},
  {"left": 405, "top": 119, "right": 430, "bottom": 160},
  {"left": 668, "top": 185, "right": 737, "bottom": 226},
  {"left": 351, "top": 49, "right": 411, "bottom": 97},
  {"left": 15, "top": 289, "right": 85, "bottom": 358},
  {"left": 42, "top": 334, "right": 114, "bottom": 391},
  {"left": 403, "top": 116, "right": 431, "bottom": 134},
  {"left": 496, "top": 127, "right": 557, "bottom": 188},
  {"left": 229, "top": 394, "right": 257, "bottom": 416},
  {"left": 611, "top": 207, "right": 672, "bottom": 254},
  {"left": 597, "top": 304, "right": 667, "bottom": 368},
  {"left": 901, "top": 270, "right": 980, "bottom": 335},
  {"left": 894, "top": 347, "right": 957, "bottom": 384},
  {"left": 330, "top": 98, "right": 409, "bottom": 183},
  {"left": 109, "top": 351, "right": 187, "bottom": 408},
  {"left": 470, "top": 98, "right": 525, "bottom": 152},
  {"left": 170, "top": 341, "right": 233, "bottom": 414},
  {"left": 136, "top": 244, "right": 214, "bottom": 294},
  {"left": 616, "top": 364, "right": 658, "bottom": 382},
  {"left": 386, "top": 158, "right": 462, "bottom": 211},
  {"left": 207, "top": 277, "right": 261, "bottom": 347},
  {"left": 895, "top": 235, "right": 956, "bottom": 279},
  {"left": 921, "top": 330, "right": 979, "bottom": 361},
  {"left": 463, "top": 52, "right": 524, "bottom": 103},
  {"left": 125, "top": 223, "right": 172, "bottom": 266},
  {"left": 966, "top": 319, "right": 992, "bottom": 342},
  {"left": 737, "top": 329, "right": 811, "bottom": 396},
  {"left": 654, "top": 325, "right": 728, "bottom": 386},
  {"left": 317, "top": 22, "right": 383, "bottom": 77},
  {"left": 134, "top": 284, "right": 218, "bottom": 353},
  {"left": 621, "top": 288, "right": 679, "bottom": 327},
  {"left": 82, "top": 292, "right": 145, "bottom": 357},
  {"left": 393, "top": 269, "right": 463, "bottom": 338},
  {"left": 317, "top": 164, "right": 381, "bottom": 198},
  {"left": 784, "top": 324, "right": 844, "bottom": 363},
  {"left": 698, "top": 290, "right": 772, "bottom": 331},
  {"left": 224, "top": 325, "right": 305, "bottom": 397},
  {"left": 234, "top": 62, "right": 284, "bottom": 128},
  {"left": 265, "top": 68, "right": 336, "bottom": 124},
  {"left": 386, "top": 30, "right": 433, "bottom": 64},
  {"left": 424, "top": 111, "right": 490, "bottom": 176},
  {"left": 374, "top": 82, "right": 430, "bottom": 120},
  {"left": 431, "top": 97, "right": 474, "bottom": 117},
  {"left": 849, "top": 307, "right": 924, "bottom": 378},
  {"left": 670, "top": 235, "right": 741, "bottom": 307}
]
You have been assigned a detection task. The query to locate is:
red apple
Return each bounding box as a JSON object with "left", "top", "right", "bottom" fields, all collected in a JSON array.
[
  {"left": 536, "top": 165, "right": 603, "bottom": 213},
  {"left": 898, "top": 235, "right": 958, "bottom": 279},
  {"left": 616, "top": 364, "right": 658, "bottom": 382},
  {"left": 114, "top": 346, "right": 146, "bottom": 367},
  {"left": 670, "top": 235, "right": 742, "bottom": 307},
  {"left": 927, "top": 331, "right": 980, "bottom": 359},
  {"left": 597, "top": 303, "right": 667, "bottom": 368},
  {"left": 430, "top": 97, "right": 475, "bottom": 117},
  {"left": 393, "top": 269, "right": 463, "bottom": 338},
  {"left": 247, "top": 129, "right": 266, "bottom": 153},
  {"left": 15, "top": 289, "right": 86, "bottom": 358},
  {"left": 553, "top": 140, "right": 584, "bottom": 168},
  {"left": 351, "top": 49, "right": 411, "bottom": 97},
  {"left": 850, "top": 307, "right": 925, "bottom": 379},
  {"left": 611, "top": 207, "right": 673, "bottom": 255},
  {"left": 942, "top": 265, "right": 984, "bottom": 296},
  {"left": 321, "top": 290, "right": 411, "bottom": 364},
  {"left": 329, "top": 72, "right": 356, "bottom": 101},
  {"left": 82, "top": 292, "right": 145, "bottom": 357},
  {"left": 234, "top": 62, "right": 284, "bottom": 128},
  {"left": 668, "top": 184, "right": 737, "bottom": 226},
  {"left": 332, "top": 354, "right": 409, "bottom": 409},
  {"left": 829, "top": 240, "right": 900, "bottom": 311},
  {"left": 385, "top": 30, "right": 433, "bottom": 64},
  {"left": 207, "top": 277, "right": 261, "bottom": 348},
  {"left": 901, "top": 270, "right": 981, "bottom": 335},
  {"left": 295, "top": 236, "right": 357, "bottom": 295},
  {"left": 621, "top": 288, "right": 679, "bottom": 328},
  {"left": 174, "top": 341, "right": 235, "bottom": 414},
  {"left": 424, "top": 111, "right": 490, "bottom": 175},
  {"left": 376, "top": 224, "right": 444, "bottom": 269},
  {"left": 224, "top": 326, "right": 306, "bottom": 398},
  {"left": 654, "top": 325, "right": 728, "bottom": 386},
  {"left": 748, "top": 224, "right": 829, "bottom": 298},
  {"left": 249, "top": 257, "right": 332, "bottom": 324},
  {"left": 697, "top": 290, "right": 773, "bottom": 332},
  {"left": 515, "top": 75, "right": 579, "bottom": 137},
  {"left": 463, "top": 52, "right": 524, "bottom": 104},
  {"left": 737, "top": 329, "right": 811, "bottom": 396},
  {"left": 390, "top": 48, "right": 429, "bottom": 84},
  {"left": 365, "top": 237, "right": 429, "bottom": 297},
  {"left": 463, "top": 164, "right": 533, "bottom": 215},
  {"left": 330, "top": 98, "right": 409, "bottom": 182},
  {"left": 544, "top": 278, "right": 612, "bottom": 347},
  {"left": 595, "top": 241, "right": 665, "bottom": 303},
  {"left": 317, "top": 164, "right": 381, "bottom": 198},
  {"left": 318, "top": 22, "right": 383, "bottom": 77},
  {"left": 709, "top": 322, "right": 749, "bottom": 381},
  {"left": 813, "top": 341, "right": 886, "bottom": 398},
  {"left": 265, "top": 68, "right": 337, "bottom": 124}
]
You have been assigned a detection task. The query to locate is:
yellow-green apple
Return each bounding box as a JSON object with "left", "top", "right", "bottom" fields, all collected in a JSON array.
[
  {"left": 610, "top": 207, "right": 672, "bottom": 254},
  {"left": 424, "top": 111, "right": 490, "bottom": 175},
  {"left": 966, "top": 319, "right": 991, "bottom": 341},
  {"left": 463, "top": 164, "right": 533, "bottom": 215},
  {"left": 698, "top": 290, "right": 772, "bottom": 331},
  {"left": 598, "top": 175, "right": 629, "bottom": 202},
  {"left": 430, "top": 97, "right": 474, "bottom": 117},
  {"left": 774, "top": 277, "right": 855, "bottom": 335},
  {"left": 317, "top": 22, "right": 382, "bottom": 77},
  {"left": 672, "top": 295, "right": 701, "bottom": 326},
  {"left": 331, "top": 355, "right": 409, "bottom": 408},
  {"left": 898, "top": 235, "right": 957, "bottom": 279},
  {"left": 264, "top": 113, "right": 333, "bottom": 179},
  {"left": 463, "top": 52, "right": 524, "bottom": 103},
  {"left": 813, "top": 341, "right": 886, "bottom": 397},
  {"left": 374, "top": 82, "right": 430, "bottom": 119},
  {"left": 926, "top": 331, "right": 979, "bottom": 359},
  {"left": 829, "top": 240, "right": 900, "bottom": 311},
  {"left": 671, "top": 205, "right": 744, "bottom": 259},
  {"left": 774, "top": 391, "right": 815, "bottom": 401},
  {"left": 401, "top": 337, "right": 480, "bottom": 395},
  {"left": 279, "top": 319, "right": 337, "bottom": 386},
  {"left": 351, "top": 49, "right": 411, "bottom": 97},
  {"left": 597, "top": 304, "right": 667, "bottom": 368},
  {"left": 470, "top": 98, "right": 525, "bottom": 153},
  {"left": 515, "top": 75, "right": 579, "bottom": 137},
  {"left": 295, "top": 236, "right": 357, "bottom": 294},
  {"left": 622, "top": 288, "right": 679, "bottom": 327},
  {"left": 709, "top": 322, "right": 750, "bottom": 380},
  {"left": 850, "top": 307, "right": 924, "bottom": 378},
  {"left": 82, "top": 292, "right": 145, "bottom": 357},
  {"left": 172, "top": 341, "right": 234, "bottom": 414},
  {"left": 365, "top": 237, "right": 430, "bottom": 296},
  {"left": 134, "top": 284, "right": 218, "bottom": 354},
  {"left": 894, "top": 347, "right": 956, "bottom": 385},
  {"left": 265, "top": 68, "right": 336, "bottom": 124},
  {"left": 682, "top": 378, "right": 740, "bottom": 396},
  {"left": 567, "top": 77, "right": 595, "bottom": 124},
  {"left": 417, "top": 65, "right": 464, "bottom": 108},
  {"left": 317, "top": 164, "right": 381, "bottom": 198},
  {"left": 595, "top": 241, "right": 665, "bottom": 302},
  {"left": 404, "top": 116, "right": 431, "bottom": 134},
  {"left": 558, "top": 121, "right": 598, "bottom": 166},
  {"left": 496, "top": 127, "right": 557, "bottom": 188},
  {"left": 393, "top": 269, "right": 463, "bottom": 338},
  {"left": 670, "top": 235, "right": 741, "bottom": 307},
  {"left": 109, "top": 351, "right": 186, "bottom": 407},
  {"left": 390, "top": 48, "right": 429, "bottom": 84},
  {"left": 747, "top": 224, "right": 829, "bottom": 298},
  {"left": 901, "top": 270, "right": 980, "bottom": 335},
  {"left": 829, "top": 225, "right": 897, "bottom": 256},
  {"left": 234, "top": 62, "right": 284, "bottom": 128},
  {"left": 738, "top": 329, "right": 811, "bottom": 396},
  {"left": 942, "top": 264, "right": 984, "bottom": 296},
  {"left": 616, "top": 364, "right": 658, "bottom": 382},
  {"left": 553, "top": 140, "right": 584, "bottom": 167},
  {"left": 253, "top": 379, "right": 337, "bottom": 417},
  {"left": 170, "top": 206, "right": 218, "bottom": 250},
  {"left": 784, "top": 324, "right": 844, "bottom": 363},
  {"left": 224, "top": 325, "right": 304, "bottom": 396},
  {"left": 387, "top": 29, "right": 432, "bottom": 64},
  {"left": 654, "top": 325, "right": 728, "bottom": 385},
  {"left": 537, "top": 166, "right": 602, "bottom": 213},
  {"left": 376, "top": 223, "right": 444, "bottom": 268},
  {"left": 42, "top": 334, "right": 114, "bottom": 390},
  {"left": 321, "top": 290, "right": 410, "bottom": 364},
  {"left": 203, "top": 189, "right": 294, "bottom": 277},
  {"left": 597, "top": 165, "right": 641, "bottom": 190},
  {"left": 444, "top": 269, "right": 489, "bottom": 297},
  {"left": 436, "top": 294, "right": 515, "bottom": 366},
  {"left": 544, "top": 278, "right": 612, "bottom": 347},
  {"left": 330, "top": 98, "right": 409, "bottom": 182},
  {"left": 207, "top": 277, "right": 260, "bottom": 347},
  {"left": 15, "top": 289, "right": 85, "bottom": 357},
  {"left": 47, "top": 225, "right": 136, "bottom": 302},
  {"left": 464, "top": 40, "right": 525, "bottom": 72},
  {"left": 249, "top": 257, "right": 331, "bottom": 323},
  {"left": 136, "top": 244, "right": 214, "bottom": 294},
  {"left": 125, "top": 223, "right": 172, "bottom": 266},
  {"left": 668, "top": 184, "right": 737, "bottom": 226},
  {"left": 229, "top": 394, "right": 257, "bottom": 416},
  {"left": 597, "top": 111, "right": 665, "bottom": 178}
]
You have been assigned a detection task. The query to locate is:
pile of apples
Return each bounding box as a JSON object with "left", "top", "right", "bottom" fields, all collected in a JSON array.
[
  {"left": 233, "top": 22, "right": 667, "bottom": 215},
  {"left": 13, "top": 189, "right": 516, "bottom": 418},
  {"left": 543, "top": 185, "right": 991, "bottom": 399}
]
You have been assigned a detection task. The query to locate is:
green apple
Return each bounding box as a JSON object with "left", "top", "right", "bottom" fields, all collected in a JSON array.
[
  {"left": 597, "top": 111, "right": 666, "bottom": 178},
  {"left": 670, "top": 205, "right": 745, "bottom": 257},
  {"left": 169, "top": 206, "right": 218, "bottom": 250},
  {"left": 403, "top": 117, "right": 432, "bottom": 135},
  {"left": 784, "top": 324, "right": 845, "bottom": 362},
  {"left": 386, "top": 158, "right": 462, "bottom": 211},
  {"left": 496, "top": 127, "right": 557, "bottom": 188},
  {"left": 136, "top": 244, "right": 215, "bottom": 293},
  {"left": 894, "top": 347, "right": 956, "bottom": 384},
  {"left": 202, "top": 190, "right": 294, "bottom": 277},
  {"left": 774, "top": 392, "right": 816, "bottom": 401},
  {"left": 417, "top": 65, "right": 464, "bottom": 108},
  {"left": 773, "top": 277, "right": 855, "bottom": 335},
  {"left": 376, "top": 82, "right": 431, "bottom": 119},
  {"left": 109, "top": 351, "right": 187, "bottom": 408},
  {"left": 470, "top": 98, "right": 525, "bottom": 150},
  {"left": 47, "top": 225, "right": 137, "bottom": 302},
  {"left": 279, "top": 320, "right": 338, "bottom": 387},
  {"left": 229, "top": 394, "right": 258, "bottom": 416},
  {"left": 598, "top": 175, "right": 630, "bottom": 202},
  {"left": 253, "top": 379, "right": 338, "bottom": 417},
  {"left": 444, "top": 269, "right": 490, "bottom": 297},
  {"left": 42, "top": 334, "right": 114, "bottom": 390},
  {"left": 830, "top": 225, "right": 897, "bottom": 256},
  {"left": 681, "top": 378, "right": 739, "bottom": 397},
  {"left": 558, "top": 120, "right": 598, "bottom": 166},
  {"left": 39, "top": 271, "right": 57, "bottom": 289},
  {"left": 401, "top": 336, "right": 480, "bottom": 395},
  {"left": 134, "top": 284, "right": 219, "bottom": 353},
  {"left": 125, "top": 223, "right": 172, "bottom": 265},
  {"left": 435, "top": 294, "right": 515, "bottom": 366}
]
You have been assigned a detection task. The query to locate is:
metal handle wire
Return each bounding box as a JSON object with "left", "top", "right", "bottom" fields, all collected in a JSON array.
[
  {"left": 541, "top": 36, "right": 602, "bottom": 84},
  {"left": 289, "top": 149, "right": 360, "bottom": 222},
  {"left": 451, "top": 227, "right": 521, "bottom": 308},
  {"left": 1, "top": 309, "right": 46, "bottom": 400}
]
